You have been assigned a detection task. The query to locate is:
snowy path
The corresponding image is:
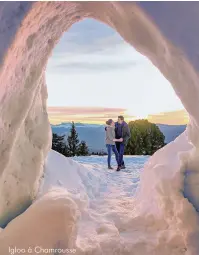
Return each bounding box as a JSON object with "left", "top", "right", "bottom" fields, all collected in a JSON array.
[
  {"left": 37, "top": 151, "right": 188, "bottom": 254},
  {"left": 71, "top": 156, "right": 150, "bottom": 254},
  {"left": 39, "top": 152, "right": 151, "bottom": 254},
  {"left": 74, "top": 155, "right": 147, "bottom": 199}
]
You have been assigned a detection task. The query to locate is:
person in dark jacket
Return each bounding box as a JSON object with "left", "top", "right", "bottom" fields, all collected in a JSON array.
[{"left": 115, "top": 116, "right": 131, "bottom": 171}]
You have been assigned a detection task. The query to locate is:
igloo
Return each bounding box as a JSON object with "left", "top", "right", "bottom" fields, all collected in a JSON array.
[{"left": 0, "top": 1, "right": 199, "bottom": 254}]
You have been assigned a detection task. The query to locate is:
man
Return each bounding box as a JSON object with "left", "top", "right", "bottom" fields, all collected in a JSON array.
[{"left": 115, "top": 116, "right": 130, "bottom": 171}]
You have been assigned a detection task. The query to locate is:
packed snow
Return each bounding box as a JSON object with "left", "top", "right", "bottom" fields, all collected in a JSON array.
[
  {"left": 28, "top": 145, "right": 196, "bottom": 254},
  {"left": 39, "top": 151, "right": 147, "bottom": 202},
  {"left": 1, "top": 144, "right": 199, "bottom": 254}
]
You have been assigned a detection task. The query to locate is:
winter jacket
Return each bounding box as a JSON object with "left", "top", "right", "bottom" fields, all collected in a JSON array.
[
  {"left": 115, "top": 121, "right": 130, "bottom": 145},
  {"left": 105, "top": 126, "right": 116, "bottom": 145}
]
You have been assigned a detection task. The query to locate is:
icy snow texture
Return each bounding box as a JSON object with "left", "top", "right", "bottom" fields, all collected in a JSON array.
[{"left": 0, "top": 1, "right": 199, "bottom": 254}]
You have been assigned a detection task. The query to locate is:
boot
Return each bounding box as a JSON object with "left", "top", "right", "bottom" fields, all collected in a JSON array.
[
  {"left": 121, "top": 164, "right": 126, "bottom": 169},
  {"left": 116, "top": 166, "right": 121, "bottom": 171},
  {"left": 108, "top": 166, "right": 113, "bottom": 169}
]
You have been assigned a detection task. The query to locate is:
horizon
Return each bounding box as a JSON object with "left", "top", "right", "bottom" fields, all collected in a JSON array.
[
  {"left": 50, "top": 120, "right": 187, "bottom": 127},
  {"left": 48, "top": 106, "right": 189, "bottom": 126},
  {"left": 46, "top": 18, "right": 188, "bottom": 125}
]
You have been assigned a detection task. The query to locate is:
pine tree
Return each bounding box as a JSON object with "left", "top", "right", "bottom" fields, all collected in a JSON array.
[
  {"left": 67, "top": 122, "right": 80, "bottom": 157},
  {"left": 52, "top": 133, "right": 67, "bottom": 155},
  {"left": 77, "top": 141, "right": 89, "bottom": 156}
]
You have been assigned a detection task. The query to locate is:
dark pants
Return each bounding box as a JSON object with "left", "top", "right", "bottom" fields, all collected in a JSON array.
[
  {"left": 116, "top": 142, "right": 125, "bottom": 167},
  {"left": 106, "top": 144, "right": 119, "bottom": 166}
]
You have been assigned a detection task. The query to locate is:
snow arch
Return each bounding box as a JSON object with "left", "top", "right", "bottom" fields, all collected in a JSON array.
[{"left": 1, "top": 1, "right": 199, "bottom": 253}]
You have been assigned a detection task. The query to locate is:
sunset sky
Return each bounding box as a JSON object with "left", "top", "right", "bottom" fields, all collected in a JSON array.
[{"left": 46, "top": 18, "right": 188, "bottom": 125}]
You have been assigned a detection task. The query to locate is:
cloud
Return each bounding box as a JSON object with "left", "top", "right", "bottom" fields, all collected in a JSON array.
[
  {"left": 48, "top": 106, "right": 126, "bottom": 115},
  {"left": 48, "top": 106, "right": 128, "bottom": 124},
  {"left": 53, "top": 33, "right": 123, "bottom": 55},
  {"left": 50, "top": 61, "right": 137, "bottom": 73},
  {"left": 48, "top": 107, "right": 188, "bottom": 125},
  {"left": 52, "top": 18, "right": 118, "bottom": 54},
  {"left": 148, "top": 110, "right": 189, "bottom": 125},
  {"left": 47, "top": 18, "right": 142, "bottom": 74}
]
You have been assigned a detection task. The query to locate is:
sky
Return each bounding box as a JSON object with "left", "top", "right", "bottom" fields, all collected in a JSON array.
[{"left": 46, "top": 18, "right": 188, "bottom": 125}]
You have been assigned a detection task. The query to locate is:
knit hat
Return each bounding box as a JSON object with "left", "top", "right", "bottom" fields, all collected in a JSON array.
[{"left": 106, "top": 119, "right": 113, "bottom": 125}]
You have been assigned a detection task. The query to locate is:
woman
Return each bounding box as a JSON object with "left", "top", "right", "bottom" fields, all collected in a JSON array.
[{"left": 105, "top": 119, "right": 123, "bottom": 169}]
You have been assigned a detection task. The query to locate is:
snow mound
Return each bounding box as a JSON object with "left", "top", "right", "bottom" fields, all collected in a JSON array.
[
  {"left": 40, "top": 147, "right": 199, "bottom": 254},
  {"left": 0, "top": 189, "right": 79, "bottom": 254},
  {"left": 0, "top": 147, "right": 195, "bottom": 255},
  {"left": 38, "top": 150, "right": 104, "bottom": 209}
]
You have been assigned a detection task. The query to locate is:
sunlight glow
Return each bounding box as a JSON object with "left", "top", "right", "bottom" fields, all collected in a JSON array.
[{"left": 125, "top": 109, "right": 149, "bottom": 121}]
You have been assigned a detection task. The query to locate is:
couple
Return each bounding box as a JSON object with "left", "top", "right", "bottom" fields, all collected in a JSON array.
[{"left": 105, "top": 116, "right": 130, "bottom": 171}]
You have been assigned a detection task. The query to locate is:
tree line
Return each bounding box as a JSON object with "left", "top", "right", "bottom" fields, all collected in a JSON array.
[
  {"left": 52, "top": 122, "right": 89, "bottom": 157},
  {"left": 52, "top": 120, "right": 166, "bottom": 157}
]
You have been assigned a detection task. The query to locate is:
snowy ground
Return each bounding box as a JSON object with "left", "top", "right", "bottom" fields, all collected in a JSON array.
[
  {"left": 0, "top": 146, "right": 196, "bottom": 254},
  {"left": 38, "top": 151, "right": 188, "bottom": 255},
  {"left": 37, "top": 151, "right": 153, "bottom": 254},
  {"left": 73, "top": 155, "right": 148, "bottom": 199},
  {"left": 36, "top": 149, "right": 193, "bottom": 255}
]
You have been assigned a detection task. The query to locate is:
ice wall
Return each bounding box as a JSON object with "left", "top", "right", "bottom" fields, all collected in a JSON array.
[{"left": 0, "top": 1, "right": 199, "bottom": 254}]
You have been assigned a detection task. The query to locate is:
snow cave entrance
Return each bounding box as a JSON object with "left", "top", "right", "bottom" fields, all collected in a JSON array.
[{"left": 1, "top": 1, "right": 198, "bottom": 230}]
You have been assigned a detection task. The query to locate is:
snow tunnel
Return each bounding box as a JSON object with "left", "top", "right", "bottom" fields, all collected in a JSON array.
[{"left": 0, "top": 1, "right": 199, "bottom": 254}]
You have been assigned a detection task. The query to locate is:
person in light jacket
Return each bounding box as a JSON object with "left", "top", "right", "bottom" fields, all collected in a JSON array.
[{"left": 105, "top": 119, "right": 123, "bottom": 169}]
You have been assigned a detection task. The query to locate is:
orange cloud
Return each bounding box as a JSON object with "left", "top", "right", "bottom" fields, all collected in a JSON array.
[
  {"left": 48, "top": 106, "right": 128, "bottom": 124},
  {"left": 148, "top": 110, "right": 189, "bottom": 125},
  {"left": 47, "top": 107, "right": 189, "bottom": 125}
]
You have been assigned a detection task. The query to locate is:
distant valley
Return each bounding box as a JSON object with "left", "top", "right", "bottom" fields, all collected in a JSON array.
[{"left": 51, "top": 122, "right": 186, "bottom": 153}]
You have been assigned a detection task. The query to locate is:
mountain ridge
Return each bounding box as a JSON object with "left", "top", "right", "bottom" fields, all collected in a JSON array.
[{"left": 51, "top": 122, "right": 187, "bottom": 152}]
